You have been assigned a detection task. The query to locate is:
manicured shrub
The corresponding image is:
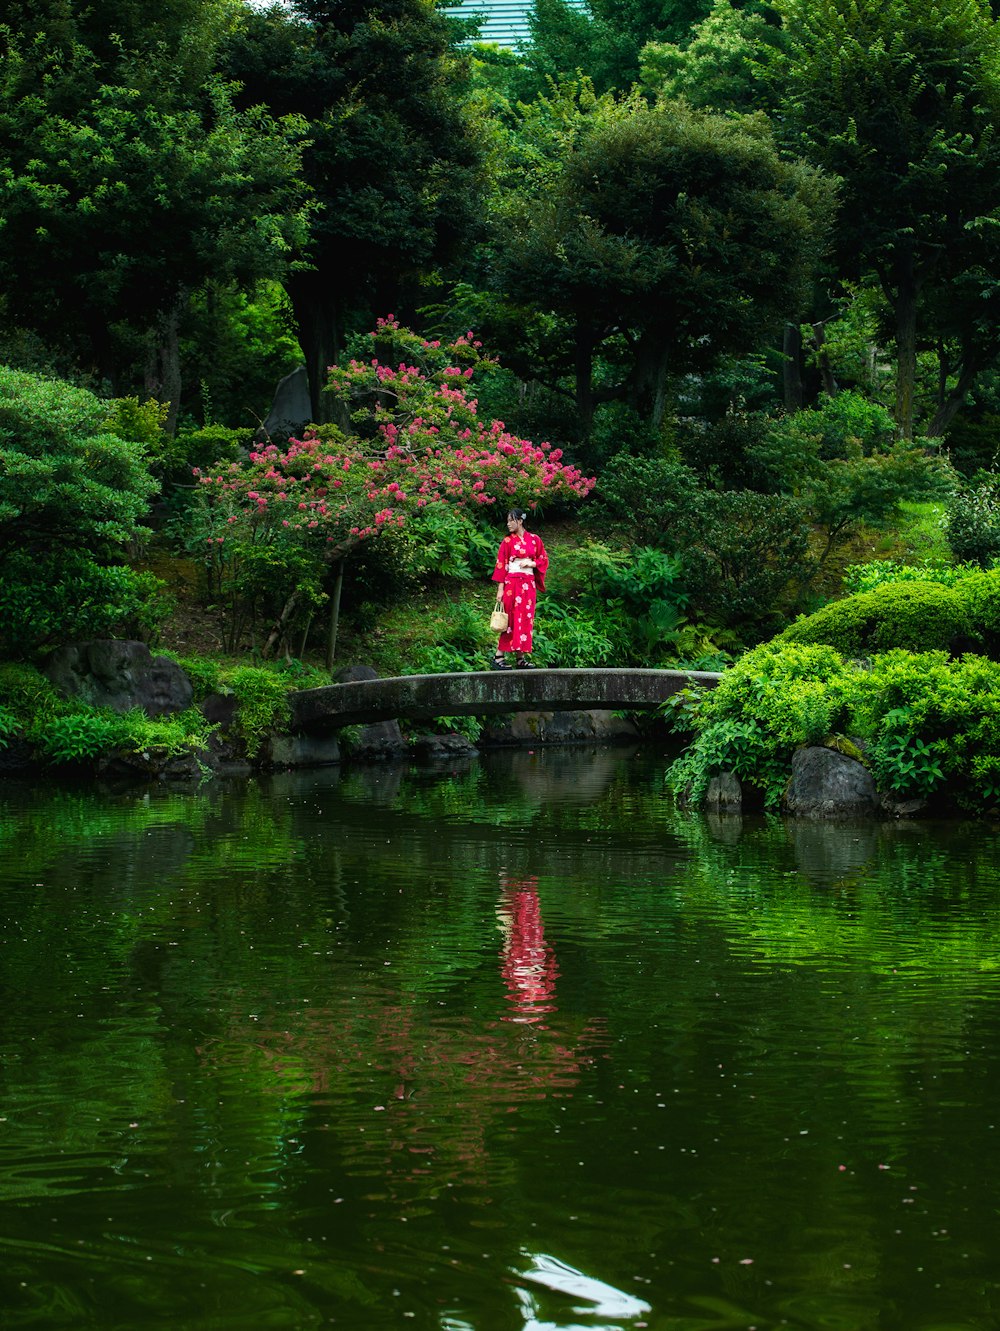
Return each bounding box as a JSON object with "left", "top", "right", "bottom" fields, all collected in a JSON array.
[
  {"left": 781, "top": 581, "right": 968, "bottom": 656},
  {"left": 783, "top": 566, "right": 1000, "bottom": 660}
]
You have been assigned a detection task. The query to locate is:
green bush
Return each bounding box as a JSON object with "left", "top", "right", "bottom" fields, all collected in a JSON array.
[
  {"left": 943, "top": 472, "right": 1000, "bottom": 566},
  {"left": 103, "top": 396, "right": 170, "bottom": 449},
  {"left": 952, "top": 568, "right": 1000, "bottom": 657},
  {"left": 781, "top": 581, "right": 968, "bottom": 656},
  {"left": 0, "top": 704, "right": 20, "bottom": 744},
  {"left": 0, "top": 366, "right": 158, "bottom": 554},
  {"left": 157, "top": 424, "right": 249, "bottom": 485},
  {"left": 667, "top": 640, "right": 1000, "bottom": 810},
  {"left": 0, "top": 551, "right": 169, "bottom": 659},
  {"left": 0, "top": 661, "right": 213, "bottom": 766},
  {"left": 585, "top": 451, "right": 700, "bottom": 546},
  {"left": 666, "top": 641, "right": 853, "bottom": 807},
  {"left": 852, "top": 651, "right": 1000, "bottom": 803},
  {"left": 533, "top": 602, "right": 626, "bottom": 667},
  {"left": 750, "top": 391, "right": 953, "bottom": 566},
  {"left": 843, "top": 559, "right": 981, "bottom": 594},
  {"left": 783, "top": 567, "right": 1000, "bottom": 660},
  {"left": 226, "top": 666, "right": 291, "bottom": 758},
  {"left": 678, "top": 489, "right": 811, "bottom": 629},
  {"left": 32, "top": 705, "right": 213, "bottom": 766},
  {"left": 0, "top": 366, "right": 162, "bottom": 659}
]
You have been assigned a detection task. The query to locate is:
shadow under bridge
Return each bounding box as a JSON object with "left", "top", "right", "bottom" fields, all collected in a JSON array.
[{"left": 287, "top": 668, "right": 723, "bottom": 732}]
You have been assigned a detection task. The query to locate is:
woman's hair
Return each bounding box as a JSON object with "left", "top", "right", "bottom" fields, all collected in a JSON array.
[{"left": 507, "top": 508, "right": 527, "bottom": 523}]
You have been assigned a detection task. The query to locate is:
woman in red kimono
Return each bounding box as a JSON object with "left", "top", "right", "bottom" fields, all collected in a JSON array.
[{"left": 491, "top": 508, "right": 549, "bottom": 669}]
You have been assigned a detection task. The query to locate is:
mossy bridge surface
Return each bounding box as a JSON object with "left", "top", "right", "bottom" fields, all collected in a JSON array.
[{"left": 288, "top": 668, "right": 722, "bottom": 732}]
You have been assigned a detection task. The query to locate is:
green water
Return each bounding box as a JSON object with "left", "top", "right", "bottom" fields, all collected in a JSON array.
[{"left": 2, "top": 748, "right": 1000, "bottom": 1330}]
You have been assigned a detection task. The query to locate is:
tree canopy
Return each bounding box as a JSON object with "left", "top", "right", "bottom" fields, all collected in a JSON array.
[
  {"left": 0, "top": 0, "right": 308, "bottom": 413},
  {"left": 769, "top": 0, "right": 1000, "bottom": 438},
  {"left": 487, "top": 87, "right": 834, "bottom": 439},
  {"left": 222, "top": 0, "right": 486, "bottom": 419}
]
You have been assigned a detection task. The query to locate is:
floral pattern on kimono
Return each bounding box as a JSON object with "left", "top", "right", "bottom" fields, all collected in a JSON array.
[{"left": 492, "top": 531, "right": 549, "bottom": 654}]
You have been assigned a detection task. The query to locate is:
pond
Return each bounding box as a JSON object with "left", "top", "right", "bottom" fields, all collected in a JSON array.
[{"left": 2, "top": 747, "right": 1000, "bottom": 1330}]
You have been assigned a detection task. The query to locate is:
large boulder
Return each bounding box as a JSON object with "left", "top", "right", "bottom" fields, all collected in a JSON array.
[
  {"left": 783, "top": 746, "right": 881, "bottom": 820},
  {"left": 43, "top": 640, "right": 193, "bottom": 717},
  {"left": 265, "top": 733, "right": 341, "bottom": 769},
  {"left": 257, "top": 364, "right": 312, "bottom": 443}
]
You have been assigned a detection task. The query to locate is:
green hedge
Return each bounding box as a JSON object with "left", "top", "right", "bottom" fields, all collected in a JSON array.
[{"left": 780, "top": 567, "right": 1000, "bottom": 659}]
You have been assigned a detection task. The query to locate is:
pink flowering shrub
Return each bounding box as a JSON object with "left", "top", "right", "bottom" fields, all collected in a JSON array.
[{"left": 187, "top": 320, "right": 594, "bottom": 656}]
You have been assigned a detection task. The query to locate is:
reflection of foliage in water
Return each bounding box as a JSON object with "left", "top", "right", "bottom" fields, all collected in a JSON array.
[{"left": 4, "top": 758, "right": 1000, "bottom": 1328}]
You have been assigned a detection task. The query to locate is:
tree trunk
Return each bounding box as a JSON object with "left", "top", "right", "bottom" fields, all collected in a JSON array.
[
  {"left": 325, "top": 559, "right": 345, "bottom": 672},
  {"left": 783, "top": 322, "right": 805, "bottom": 412},
  {"left": 262, "top": 588, "right": 300, "bottom": 658},
  {"left": 892, "top": 256, "right": 919, "bottom": 440},
  {"left": 286, "top": 271, "right": 342, "bottom": 424},
  {"left": 573, "top": 326, "right": 597, "bottom": 443},
  {"left": 628, "top": 334, "right": 671, "bottom": 431},
  {"left": 810, "top": 321, "right": 838, "bottom": 399},
  {"left": 144, "top": 303, "right": 184, "bottom": 433},
  {"left": 926, "top": 360, "right": 978, "bottom": 438}
]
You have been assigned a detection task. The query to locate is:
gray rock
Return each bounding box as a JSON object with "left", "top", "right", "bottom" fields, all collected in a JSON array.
[
  {"left": 783, "top": 746, "right": 881, "bottom": 820},
  {"left": 200, "top": 692, "right": 238, "bottom": 728},
  {"left": 43, "top": 640, "right": 193, "bottom": 717},
  {"left": 704, "top": 770, "right": 742, "bottom": 812},
  {"left": 880, "top": 793, "right": 929, "bottom": 818},
  {"left": 266, "top": 733, "right": 341, "bottom": 769},
  {"left": 409, "top": 732, "right": 479, "bottom": 760},
  {"left": 258, "top": 364, "right": 312, "bottom": 442}
]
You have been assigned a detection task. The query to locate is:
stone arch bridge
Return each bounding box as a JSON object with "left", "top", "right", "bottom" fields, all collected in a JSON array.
[{"left": 288, "top": 668, "right": 722, "bottom": 733}]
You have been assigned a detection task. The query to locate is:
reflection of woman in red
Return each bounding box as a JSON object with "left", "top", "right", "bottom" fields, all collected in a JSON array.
[{"left": 496, "top": 875, "right": 559, "bottom": 1023}]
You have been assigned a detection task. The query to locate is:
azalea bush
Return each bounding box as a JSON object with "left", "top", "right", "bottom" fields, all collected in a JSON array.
[{"left": 184, "top": 319, "right": 595, "bottom": 657}]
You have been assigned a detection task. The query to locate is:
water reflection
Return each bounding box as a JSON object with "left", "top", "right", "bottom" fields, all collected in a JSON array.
[
  {"left": 5, "top": 754, "right": 1000, "bottom": 1330},
  {"left": 513, "top": 1251, "right": 652, "bottom": 1330},
  {"left": 497, "top": 875, "right": 560, "bottom": 1024}
]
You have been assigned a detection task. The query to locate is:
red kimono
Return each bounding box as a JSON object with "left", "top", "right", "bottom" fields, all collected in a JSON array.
[{"left": 492, "top": 531, "right": 548, "bottom": 654}]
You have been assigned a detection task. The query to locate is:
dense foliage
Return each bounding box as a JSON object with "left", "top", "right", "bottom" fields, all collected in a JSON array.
[
  {"left": 667, "top": 638, "right": 1000, "bottom": 810},
  {"left": 182, "top": 322, "right": 594, "bottom": 655},
  {"left": 0, "top": 368, "right": 164, "bottom": 657},
  {"left": 4, "top": 0, "right": 1000, "bottom": 811}
]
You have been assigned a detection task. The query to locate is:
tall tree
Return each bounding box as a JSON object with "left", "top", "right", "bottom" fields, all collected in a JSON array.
[
  {"left": 222, "top": 0, "right": 485, "bottom": 422},
  {"left": 770, "top": 0, "right": 1000, "bottom": 438},
  {"left": 0, "top": 0, "right": 308, "bottom": 420},
  {"left": 521, "top": 0, "right": 713, "bottom": 94},
  {"left": 488, "top": 89, "right": 834, "bottom": 440}
]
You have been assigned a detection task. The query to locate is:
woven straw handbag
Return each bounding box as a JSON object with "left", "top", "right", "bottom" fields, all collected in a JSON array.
[{"left": 489, "top": 593, "right": 508, "bottom": 633}]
